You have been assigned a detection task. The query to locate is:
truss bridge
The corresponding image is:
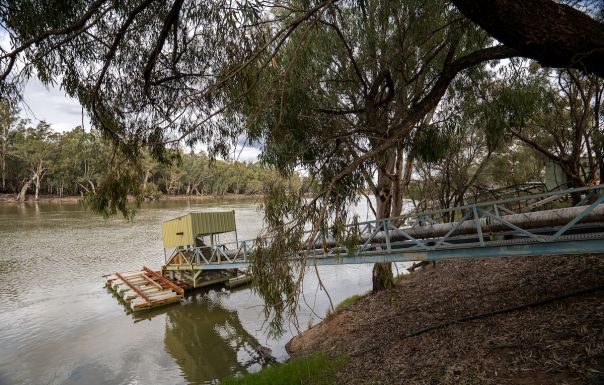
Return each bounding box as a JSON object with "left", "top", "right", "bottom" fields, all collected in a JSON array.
[{"left": 163, "top": 185, "right": 604, "bottom": 271}]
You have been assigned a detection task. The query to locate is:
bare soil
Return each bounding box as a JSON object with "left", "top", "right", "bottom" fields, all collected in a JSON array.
[
  {"left": 0, "top": 193, "right": 82, "bottom": 203},
  {"left": 287, "top": 255, "right": 604, "bottom": 385},
  {"left": 0, "top": 193, "right": 260, "bottom": 203}
]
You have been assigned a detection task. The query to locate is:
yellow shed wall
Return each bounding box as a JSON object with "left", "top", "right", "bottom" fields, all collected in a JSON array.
[
  {"left": 189, "top": 211, "right": 236, "bottom": 236},
  {"left": 162, "top": 215, "right": 194, "bottom": 248},
  {"left": 162, "top": 211, "right": 236, "bottom": 248}
]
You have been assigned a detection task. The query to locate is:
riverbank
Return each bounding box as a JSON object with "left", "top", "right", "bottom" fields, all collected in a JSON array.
[
  {"left": 286, "top": 254, "right": 604, "bottom": 385},
  {"left": 0, "top": 193, "right": 261, "bottom": 204}
]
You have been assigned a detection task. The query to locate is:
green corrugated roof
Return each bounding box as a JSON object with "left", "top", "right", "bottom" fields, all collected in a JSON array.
[{"left": 162, "top": 211, "right": 236, "bottom": 248}]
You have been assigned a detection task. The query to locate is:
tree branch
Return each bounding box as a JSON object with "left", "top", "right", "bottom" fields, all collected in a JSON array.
[
  {"left": 143, "top": 0, "right": 185, "bottom": 93},
  {"left": 0, "top": 0, "right": 108, "bottom": 82},
  {"left": 451, "top": 0, "right": 604, "bottom": 78},
  {"left": 507, "top": 127, "right": 561, "bottom": 162},
  {"left": 326, "top": 45, "right": 518, "bottom": 190}
]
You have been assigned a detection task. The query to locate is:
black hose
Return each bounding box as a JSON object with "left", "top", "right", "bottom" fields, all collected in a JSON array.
[{"left": 352, "top": 285, "right": 604, "bottom": 356}]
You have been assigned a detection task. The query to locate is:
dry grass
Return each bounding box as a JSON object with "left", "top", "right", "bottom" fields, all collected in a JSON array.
[{"left": 287, "top": 254, "right": 604, "bottom": 385}]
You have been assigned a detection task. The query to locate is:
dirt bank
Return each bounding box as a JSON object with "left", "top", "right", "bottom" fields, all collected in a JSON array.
[
  {"left": 287, "top": 255, "right": 604, "bottom": 385},
  {"left": 0, "top": 193, "right": 81, "bottom": 203},
  {"left": 156, "top": 193, "right": 261, "bottom": 202},
  {"left": 0, "top": 193, "right": 260, "bottom": 204}
]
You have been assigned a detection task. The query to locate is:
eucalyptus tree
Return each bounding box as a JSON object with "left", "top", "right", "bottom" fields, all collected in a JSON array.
[
  {"left": 508, "top": 69, "right": 603, "bottom": 191},
  {"left": 413, "top": 124, "right": 491, "bottom": 218},
  {"left": 52, "top": 126, "right": 106, "bottom": 196},
  {"left": 479, "top": 62, "right": 603, "bottom": 195},
  {"left": 10, "top": 121, "right": 58, "bottom": 201},
  {"left": 0, "top": 0, "right": 520, "bottom": 334},
  {"left": 0, "top": 101, "right": 22, "bottom": 192},
  {"left": 231, "top": 0, "right": 516, "bottom": 298}
]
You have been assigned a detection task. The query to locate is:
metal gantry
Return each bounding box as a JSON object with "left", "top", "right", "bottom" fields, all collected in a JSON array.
[{"left": 166, "top": 185, "right": 604, "bottom": 270}]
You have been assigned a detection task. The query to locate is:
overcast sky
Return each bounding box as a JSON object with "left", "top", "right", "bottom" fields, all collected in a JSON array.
[
  {"left": 20, "top": 78, "right": 90, "bottom": 132},
  {"left": 20, "top": 80, "right": 262, "bottom": 162}
]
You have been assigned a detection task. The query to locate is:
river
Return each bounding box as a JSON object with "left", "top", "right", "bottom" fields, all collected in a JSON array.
[{"left": 0, "top": 199, "right": 407, "bottom": 385}]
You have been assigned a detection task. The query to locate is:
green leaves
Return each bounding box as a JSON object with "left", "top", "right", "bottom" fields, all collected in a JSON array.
[
  {"left": 84, "top": 169, "right": 141, "bottom": 220},
  {"left": 414, "top": 124, "right": 455, "bottom": 163}
]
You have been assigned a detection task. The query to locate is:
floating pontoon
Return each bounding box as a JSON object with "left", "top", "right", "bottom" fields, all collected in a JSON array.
[
  {"left": 105, "top": 211, "right": 248, "bottom": 311},
  {"left": 104, "top": 267, "right": 184, "bottom": 311}
]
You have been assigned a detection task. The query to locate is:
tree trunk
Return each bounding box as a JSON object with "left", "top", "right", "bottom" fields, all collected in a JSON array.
[
  {"left": 1, "top": 124, "right": 6, "bottom": 192},
  {"left": 375, "top": 149, "right": 396, "bottom": 219},
  {"left": 372, "top": 147, "right": 397, "bottom": 292},
  {"left": 142, "top": 168, "right": 151, "bottom": 189},
  {"left": 34, "top": 171, "right": 40, "bottom": 201},
  {"left": 32, "top": 163, "right": 48, "bottom": 202},
  {"left": 392, "top": 149, "right": 415, "bottom": 218},
  {"left": 372, "top": 262, "right": 393, "bottom": 292},
  {"left": 1, "top": 151, "right": 5, "bottom": 191},
  {"left": 16, "top": 178, "right": 33, "bottom": 202}
]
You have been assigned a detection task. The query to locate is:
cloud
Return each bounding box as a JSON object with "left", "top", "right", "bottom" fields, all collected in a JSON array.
[
  {"left": 20, "top": 79, "right": 90, "bottom": 132},
  {"left": 235, "top": 134, "right": 263, "bottom": 149},
  {"left": 236, "top": 147, "right": 262, "bottom": 162},
  {"left": 17, "top": 80, "right": 262, "bottom": 163}
]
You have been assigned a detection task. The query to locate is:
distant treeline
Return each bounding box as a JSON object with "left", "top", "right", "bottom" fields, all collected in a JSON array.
[{"left": 0, "top": 121, "right": 303, "bottom": 201}]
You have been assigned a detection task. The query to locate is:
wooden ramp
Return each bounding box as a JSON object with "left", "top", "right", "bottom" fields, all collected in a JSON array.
[{"left": 104, "top": 266, "right": 184, "bottom": 311}]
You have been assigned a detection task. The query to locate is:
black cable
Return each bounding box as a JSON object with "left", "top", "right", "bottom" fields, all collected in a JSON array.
[{"left": 352, "top": 285, "right": 604, "bottom": 357}]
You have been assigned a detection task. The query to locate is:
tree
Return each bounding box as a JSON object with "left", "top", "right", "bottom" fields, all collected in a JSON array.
[
  {"left": 234, "top": 0, "right": 515, "bottom": 295},
  {"left": 1, "top": 0, "right": 513, "bottom": 332},
  {"left": 2, "top": 0, "right": 601, "bottom": 332},
  {"left": 509, "top": 70, "right": 603, "bottom": 191},
  {"left": 10, "top": 121, "right": 58, "bottom": 201},
  {"left": 481, "top": 63, "right": 603, "bottom": 197},
  {"left": 53, "top": 126, "right": 105, "bottom": 196},
  {"left": 0, "top": 101, "right": 22, "bottom": 192},
  {"left": 0, "top": 0, "right": 599, "bottom": 210}
]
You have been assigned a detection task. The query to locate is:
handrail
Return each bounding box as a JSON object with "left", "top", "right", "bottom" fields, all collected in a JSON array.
[{"left": 169, "top": 185, "right": 604, "bottom": 265}]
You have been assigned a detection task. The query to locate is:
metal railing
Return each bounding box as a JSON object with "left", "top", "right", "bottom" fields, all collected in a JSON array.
[{"left": 168, "top": 185, "right": 604, "bottom": 269}]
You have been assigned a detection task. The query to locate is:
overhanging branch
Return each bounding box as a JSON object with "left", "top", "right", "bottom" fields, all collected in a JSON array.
[{"left": 451, "top": 0, "right": 604, "bottom": 78}]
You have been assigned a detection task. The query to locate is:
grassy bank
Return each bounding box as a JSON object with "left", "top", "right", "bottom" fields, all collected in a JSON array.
[
  {"left": 324, "top": 292, "right": 371, "bottom": 319},
  {"left": 221, "top": 353, "right": 348, "bottom": 385}
]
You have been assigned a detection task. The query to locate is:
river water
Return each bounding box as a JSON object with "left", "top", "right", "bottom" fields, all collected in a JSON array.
[{"left": 0, "top": 199, "right": 404, "bottom": 385}]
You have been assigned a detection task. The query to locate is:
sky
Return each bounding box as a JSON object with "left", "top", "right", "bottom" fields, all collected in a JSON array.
[
  {"left": 20, "top": 78, "right": 91, "bottom": 132},
  {"left": 19, "top": 80, "right": 262, "bottom": 162}
]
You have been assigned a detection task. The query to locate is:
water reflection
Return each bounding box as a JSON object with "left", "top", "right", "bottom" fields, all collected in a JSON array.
[
  {"left": 106, "top": 284, "right": 269, "bottom": 384},
  {"left": 161, "top": 291, "right": 267, "bottom": 385}
]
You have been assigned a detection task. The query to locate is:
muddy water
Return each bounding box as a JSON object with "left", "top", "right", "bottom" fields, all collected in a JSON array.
[{"left": 0, "top": 199, "right": 404, "bottom": 385}]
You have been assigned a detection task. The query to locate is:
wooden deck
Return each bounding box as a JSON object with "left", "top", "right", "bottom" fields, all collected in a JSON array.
[{"left": 104, "top": 266, "right": 184, "bottom": 311}]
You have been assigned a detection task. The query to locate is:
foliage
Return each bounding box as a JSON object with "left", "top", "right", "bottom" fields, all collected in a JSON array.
[
  {"left": 235, "top": 0, "right": 515, "bottom": 326},
  {"left": 477, "top": 62, "right": 603, "bottom": 190},
  {"left": 0, "top": 124, "right": 300, "bottom": 205},
  {"left": 220, "top": 353, "right": 348, "bottom": 385},
  {"left": 251, "top": 177, "right": 305, "bottom": 337}
]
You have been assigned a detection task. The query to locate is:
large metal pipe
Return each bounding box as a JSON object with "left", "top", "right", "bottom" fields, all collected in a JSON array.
[
  {"left": 317, "top": 204, "right": 604, "bottom": 249},
  {"left": 387, "top": 204, "right": 604, "bottom": 240},
  {"left": 219, "top": 204, "right": 604, "bottom": 258}
]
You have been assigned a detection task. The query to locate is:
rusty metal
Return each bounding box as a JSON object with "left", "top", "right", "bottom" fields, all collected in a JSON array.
[{"left": 143, "top": 266, "right": 185, "bottom": 295}]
